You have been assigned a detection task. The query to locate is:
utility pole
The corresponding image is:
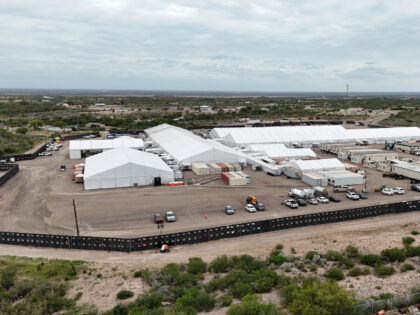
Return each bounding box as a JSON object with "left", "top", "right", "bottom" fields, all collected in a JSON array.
[
  {"left": 346, "top": 84, "right": 349, "bottom": 99},
  {"left": 73, "top": 199, "right": 80, "bottom": 236}
]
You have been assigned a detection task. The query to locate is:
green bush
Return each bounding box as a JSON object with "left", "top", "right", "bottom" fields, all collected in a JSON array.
[
  {"left": 187, "top": 257, "right": 207, "bottom": 275},
  {"left": 230, "top": 255, "right": 265, "bottom": 273},
  {"left": 133, "top": 270, "right": 142, "bottom": 278},
  {"left": 285, "top": 280, "right": 355, "bottom": 314},
  {"left": 348, "top": 267, "right": 370, "bottom": 277},
  {"left": 227, "top": 294, "right": 282, "bottom": 315},
  {"left": 304, "top": 251, "right": 320, "bottom": 261},
  {"left": 137, "top": 291, "right": 163, "bottom": 310},
  {"left": 325, "top": 250, "right": 342, "bottom": 261},
  {"left": 360, "top": 254, "right": 382, "bottom": 266},
  {"left": 175, "top": 286, "right": 215, "bottom": 312},
  {"left": 406, "top": 246, "right": 420, "bottom": 257},
  {"left": 209, "top": 255, "right": 230, "bottom": 273},
  {"left": 251, "top": 269, "right": 279, "bottom": 293},
  {"left": 411, "top": 230, "right": 419, "bottom": 235},
  {"left": 268, "top": 252, "right": 289, "bottom": 266},
  {"left": 379, "top": 293, "right": 394, "bottom": 300},
  {"left": 400, "top": 263, "right": 415, "bottom": 272},
  {"left": 0, "top": 265, "right": 17, "bottom": 290},
  {"left": 117, "top": 290, "right": 134, "bottom": 300},
  {"left": 403, "top": 237, "right": 415, "bottom": 247},
  {"left": 275, "top": 244, "right": 284, "bottom": 251},
  {"left": 381, "top": 248, "right": 406, "bottom": 262},
  {"left": 326, "top": 267, "right": 345, "bottom": 281},
  {"left": 339, "top": 257, "right": 355, "bottom": 269},
  {"left": 345, "top": 245, "right": 360, "bottom": 258},
  {"left": 217, "top": 294, "right": 233, "bottom": 307},
  {"left": 16, "top": 127, "right": 28, "bottom": 134},
  {"left": 375, "top": 265, "right": 395, "bottom": 277}
]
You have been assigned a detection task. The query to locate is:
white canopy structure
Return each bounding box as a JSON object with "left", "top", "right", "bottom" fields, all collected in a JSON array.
[
  {"left": 288, "top": 158, "right": 345, "bottom": 175},
  {"left": 210, "top": 126, "right": 420, "bottom": 147},
  {"left": 247, "top": 144, "right": 316, "bottom": 160},
  {"left": 145, "top": 124, "right": 246, "bottom": 165},
  {"left": 83, "top": 147, "right": 174, "bottom": 190},
  {"left": 69, "top": 136, "right": 144, "bottom": 159}
]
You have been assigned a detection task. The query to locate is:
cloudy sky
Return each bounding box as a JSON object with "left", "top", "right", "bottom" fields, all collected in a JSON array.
[{"left": 1, "top": 0, "right": 420, "bottom": 91}]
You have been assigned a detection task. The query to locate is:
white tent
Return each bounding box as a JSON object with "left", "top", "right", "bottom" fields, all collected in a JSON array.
[
  {"left": 210, "top": 126, "right": 420, "bottom": 147},
  {"left": 145, "top": 124, "right": 246, "bottom": 165},
  {"left": 288, "top": 158, "right": 345, "bottom": 175},
  {"left": 247, "top": 144, "right": 317, "bottom": 160},
  {"left": 83, "top": 147, "right": 174, "bottom": 190},
  {"left": 69, "top": 136, "right": 144, "bottom": 159}
]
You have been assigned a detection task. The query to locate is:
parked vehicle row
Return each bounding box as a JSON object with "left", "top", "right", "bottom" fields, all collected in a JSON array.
[
  {"left": 154, "top": 211, "right": 176, "bottom": 224},
  {"left": 381, "top": 187, "right": 405, "bottom": 196}
]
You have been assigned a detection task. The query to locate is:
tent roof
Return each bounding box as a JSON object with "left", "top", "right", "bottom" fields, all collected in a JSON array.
[
  {"left": 145, "top": 124, "right": 245, "bottom": 162},
  {"left": 69, "top": 136, "right": 144, "bottom": 151},
  {"left": 84, "top": 147, "right": 172, "bottom": 178},
  {"left": 289, "top": 158, "right": 345, "bottom": 171},
  {"left": 248, "top": 144, "right": 316, "bottom": 158},
  {"left": 210, "top": 126, "right": 420, "bottom": 145}
]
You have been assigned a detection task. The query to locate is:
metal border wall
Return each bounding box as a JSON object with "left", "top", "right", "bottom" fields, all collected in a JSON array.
[
  {"left": 0, "top": 164, "right": 19, "bottom": 186},
  {"left": 0, "top": 200, "right": 417, "bottom": 252}
]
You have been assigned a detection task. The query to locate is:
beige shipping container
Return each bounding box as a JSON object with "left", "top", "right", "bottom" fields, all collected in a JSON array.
[
  {"left": 224, "top": 163, "right": 235, "bottom": 171},
  {"left": 192, "top": 163, "right": 210, "bottom": 175},
  {"left": 230, "top": 172, "right": 248, "bottom": 186},
  {"left": 209, "top": 163, "right": 222, "bottom": 174},
  {"left": 231, "top": 162, "right": 242, "bottom": 171}
]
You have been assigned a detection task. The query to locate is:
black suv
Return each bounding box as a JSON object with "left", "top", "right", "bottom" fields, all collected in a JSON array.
[
  {"left": 255, "top": 202, "right": 266, "bottom": 211},
  {"left": 411, "top": 184, "right": 420, "bottom": 192},
  {"left": 329, "top": 195, "right": 341, "bottom": 202}
]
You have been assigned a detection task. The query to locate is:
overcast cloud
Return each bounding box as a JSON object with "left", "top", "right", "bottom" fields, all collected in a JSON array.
[{"left": 1, "top": 0, "right": 420, "bottom": 91}]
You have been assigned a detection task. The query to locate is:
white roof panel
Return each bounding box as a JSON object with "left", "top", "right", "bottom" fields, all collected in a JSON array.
[{"left": 69, "top": 136, "right": 144, "bottom": 152}]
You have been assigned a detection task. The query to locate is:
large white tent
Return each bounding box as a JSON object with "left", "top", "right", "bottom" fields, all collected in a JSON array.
[
  {"left": 210, "top": 126, "right": 420, "bottom": 147},
  {"left": 247, "top": 144, "right": 316, "bottom": 160},
  {"left": 288, "top": 158, "right": 345, "bottom": 175},
  {"left": 145, "top": 124, "right": 246, "bottom": 165},
  {"left": 69, "top": 136, "right": 144, "bottom": 159},
  {"left": 83, "top": 147, "right": 174, "bottom": 190}
]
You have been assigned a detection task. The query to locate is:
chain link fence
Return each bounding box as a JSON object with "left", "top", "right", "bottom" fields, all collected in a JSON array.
[{"left": 354, "top": 293, "right": 420, "bottom": 314}]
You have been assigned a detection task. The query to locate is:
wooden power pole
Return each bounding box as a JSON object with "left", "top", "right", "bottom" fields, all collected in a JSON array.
[{"left": 73, "top": 199, "right": 80, "bottom": 236}]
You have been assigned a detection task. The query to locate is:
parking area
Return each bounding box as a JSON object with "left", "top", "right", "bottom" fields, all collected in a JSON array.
[{"left": 0, "top": 142, "right": 419, "bottom": 238}]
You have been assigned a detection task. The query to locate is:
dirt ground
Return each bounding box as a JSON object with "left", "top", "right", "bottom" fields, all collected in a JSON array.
[
  {"left": 0, "top": 141, "right": 419, "bottom": 238},
  {"left": 1, "top": 211, "right": 419, "bottom": 313}
]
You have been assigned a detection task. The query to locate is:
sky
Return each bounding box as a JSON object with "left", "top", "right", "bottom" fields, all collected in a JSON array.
[{"left": 1, "top": 0, "right": 420, "bottom": 92}]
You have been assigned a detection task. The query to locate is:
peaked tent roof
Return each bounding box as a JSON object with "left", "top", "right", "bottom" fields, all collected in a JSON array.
[
  {"left": 69, "top": 136, "right": 144, "bottom": 151},
  {"left": 145, "top": 124, "right": 246, "bottom": 162},
  {"left": 247, "top": 144, "right": 316, "bottom": 159},
  {"left": 84, "top": 147, "right": 173, "bottom": 178},
  {"left": 288, "top": 158, "right": 345, "bottom": 171}
]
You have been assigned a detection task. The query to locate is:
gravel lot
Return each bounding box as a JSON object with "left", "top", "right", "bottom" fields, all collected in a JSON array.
[{"left": 0, "top": 142, "right": 418, "bottom": 237}]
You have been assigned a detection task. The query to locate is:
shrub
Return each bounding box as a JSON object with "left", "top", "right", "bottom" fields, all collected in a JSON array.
[
  {"left": 285, "top": 280, "right": 355, "bottom": 314},
  {"left": 217, "top": 294, "right": 233, "bottom": 307},
  {"left": 348, "top": 267, "right": 370, "bottom": 277},
  {"left": 209, "top": 255, "right": 230, "bottom": 273},
  {"left": 251, "top": 269, "right": 279, "bottom": 293},
  {"left": 305, "top": 251, "right": 320, "bottom": 260},
  {"left": 326, "top": 250, "right": 342, "bottom": 261},
  {"left": 375, "top": 265, "right": 395, "bottom": 277},
  {"left": 227, "top": 294, "right": 282, "bottom": 315},
  {"left": 175, "top": 287, "right": 215, "bottom": 312},
  {"left": 360, "top": 254, "right": 382, "bottom": 267},
  {"left": 403, "top": 237, "right": 415, "bottom": 247},
  {"left": 137, "top": 291, "right": 163, "bottom": 310},
  {"left": 379, "top": 293, "right": 394, "bottom": 300},
  {"left": 309, "top": 265, "right": 317, "bottom": 273},
  {"left": 16, "top": 127, "right": 28, "bottom": 134},
  {"left": 411, "top": 230, "right": 419, "bottom": 235},
  {"left": 187, "top": 257, "right": 207, "bottom": 275},
  {"left": 268, "top": 252, "right": 288, "bottom": 266},
  {"left": 117, "top": 290, "right": 134, "bottom": 300},
  {"left": 406, "top": 246, "right": 420, "bottom": 257},
  {"left": 326, "top": 267, "right": 345, "bottom": 281},
  {"left": 345, "top": 245, "right": 360, "bottom": 258},
  {"left": 400, "top": 263, "right": 415, "bottom": 272},
  {"left": 133, "top": 270, "right": 142, "bottom": 278},
  {"left": 230, "top": 255, "right": 265, "bottom": 273},
  {"left": 0, "top": 265, "right": 17, "bottom": 290},
  {"left": 275, "top": 244, "right": 284, "bottom": 251},
  {"left": 96, "top": 273, "right": 102, "bottom": 278},
  {"left": 381, "top": 248, "right": 406, "bottom": 262},
  {"left": 339, "top": 257, "right": 355, "bottom": 269}
]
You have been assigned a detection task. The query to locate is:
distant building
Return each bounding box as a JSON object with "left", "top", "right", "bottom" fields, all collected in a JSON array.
[
  {"left": 56, "top": 103, "right": 69, "bottom": 107},
  {"left": 94, "top": 103, "right": 106, "bottom": 106},
  {"left": 200, "top": 105, "right": 213, "bottom": 112}
]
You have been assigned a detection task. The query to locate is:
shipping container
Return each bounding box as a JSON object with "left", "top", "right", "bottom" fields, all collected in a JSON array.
[
  {"left": 209, "top": 163, "right": 222, "bottom": 174},
  {"left": 217, "top": 163, "right": 229, "bottom": 172},
  {"left": 192, "top": 163, "right": 210, "bottom": 175}
]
